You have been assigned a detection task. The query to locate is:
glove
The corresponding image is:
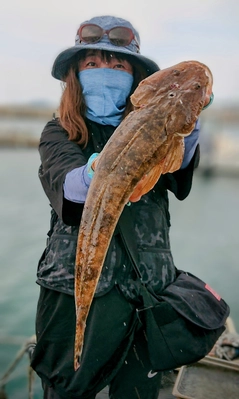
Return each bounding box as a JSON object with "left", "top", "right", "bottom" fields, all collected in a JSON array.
[{"left": 87, "top": 153, "right": 99, "bottom": 179}]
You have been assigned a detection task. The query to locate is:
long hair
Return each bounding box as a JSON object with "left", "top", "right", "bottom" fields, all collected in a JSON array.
[{"left": 58, "top": 50, "right": 148, "bottom": 148}]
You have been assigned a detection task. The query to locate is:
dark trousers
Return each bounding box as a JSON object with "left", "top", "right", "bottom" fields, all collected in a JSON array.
[{"left": 31, "top": 286, "right": 162, "bottom": 399}]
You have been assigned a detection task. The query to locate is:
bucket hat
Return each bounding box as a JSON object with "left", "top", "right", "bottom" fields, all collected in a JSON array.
[{"left": 52, "top": 15, "right": 159, "bottom": 80}]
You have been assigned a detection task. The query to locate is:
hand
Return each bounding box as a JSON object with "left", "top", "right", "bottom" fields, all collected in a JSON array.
[
  {"left": 203, "top": 73, "right": 214, "bottom": 109},
  {"left": 87, "top": 153, "right": 100, "bottom": 179},
  {"left": 91, "top": 157, "right": 99, "bottom": 171}
]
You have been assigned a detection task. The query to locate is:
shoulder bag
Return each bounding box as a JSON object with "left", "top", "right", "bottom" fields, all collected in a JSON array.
[{"left": 118, "top": 207, "right": 230, "bottom": 371}]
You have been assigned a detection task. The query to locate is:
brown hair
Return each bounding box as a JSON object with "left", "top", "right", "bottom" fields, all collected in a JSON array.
[{"left": 58, "top": 50, "right": 147, "bottom": 148}]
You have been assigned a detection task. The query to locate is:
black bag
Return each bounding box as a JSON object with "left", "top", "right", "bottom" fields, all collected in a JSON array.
[
  {"left": 136, "top": 269, "right": 230, "bottom": 371},
  {"left": 118, "top": 208, "right": 230, "bottom": 372}
]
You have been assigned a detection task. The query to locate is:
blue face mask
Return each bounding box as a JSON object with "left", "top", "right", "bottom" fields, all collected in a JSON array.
[{"left": 78, "top": 68, "right": 134, "bottom": 126}]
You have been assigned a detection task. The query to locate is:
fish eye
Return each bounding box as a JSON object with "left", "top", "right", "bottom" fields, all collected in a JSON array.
[
  {"left": 194, "top": 83, "right": 201, "bottom": 89},
  {"left": 168, "top": 92, "right": 176, "bottom": 98}
]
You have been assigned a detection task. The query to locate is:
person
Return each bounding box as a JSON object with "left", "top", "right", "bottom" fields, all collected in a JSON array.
[{"left": 30, "top": 15, "right": 212, "bottom": 399}]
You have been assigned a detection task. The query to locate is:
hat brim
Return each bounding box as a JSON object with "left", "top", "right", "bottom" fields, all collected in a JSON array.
[{"left": 51, "top": 43, "right": 159, "bottom": 81}]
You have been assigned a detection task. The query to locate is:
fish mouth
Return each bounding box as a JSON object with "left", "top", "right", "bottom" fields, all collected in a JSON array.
[{"left": 175, "top": 131, "right": 193, "bottom": 137}]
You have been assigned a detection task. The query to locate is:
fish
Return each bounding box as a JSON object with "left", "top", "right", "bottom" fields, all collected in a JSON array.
[{"left": 74, "top": 60, "right": 213, "bottom": 370}]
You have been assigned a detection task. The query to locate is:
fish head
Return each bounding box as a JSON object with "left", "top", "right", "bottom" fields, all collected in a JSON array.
[{"left": 131, "top": 60, "right": 213, "bottom": 137}]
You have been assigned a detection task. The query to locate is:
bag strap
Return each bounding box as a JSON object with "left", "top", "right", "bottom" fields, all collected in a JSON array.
[
  {"left": 118, "top": 206, "right": 142, "bottom": 279},
  {"left": 118, "top": 206, "right": 157, "bottom": 308}
]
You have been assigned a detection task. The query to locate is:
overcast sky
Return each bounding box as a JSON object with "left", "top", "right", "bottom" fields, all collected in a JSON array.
[{"left": 1, "top": 0, "right": 239, "bottom": 107}]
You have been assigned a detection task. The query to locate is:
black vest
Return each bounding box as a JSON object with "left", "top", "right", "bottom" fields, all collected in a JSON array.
[{"left": 36, "top": 119, "right": 199, "bottom": 301}]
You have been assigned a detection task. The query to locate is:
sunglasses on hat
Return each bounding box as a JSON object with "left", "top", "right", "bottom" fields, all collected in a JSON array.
[{"left": 78, "top": 24, "right": 140, "bottom": 51}]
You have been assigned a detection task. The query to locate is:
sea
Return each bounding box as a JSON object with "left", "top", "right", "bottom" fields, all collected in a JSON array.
[{"left": 0, "top": 147, "right": 238, "bottom": 399}]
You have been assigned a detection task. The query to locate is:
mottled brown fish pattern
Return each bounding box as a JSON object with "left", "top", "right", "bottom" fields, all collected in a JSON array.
[{"left": 74, "top": 60, "right": 213, "bottom": 370}]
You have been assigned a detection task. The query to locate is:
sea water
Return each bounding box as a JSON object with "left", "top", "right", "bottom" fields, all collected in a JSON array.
[{"left": 0, "top": 148, "right": 238, "bottom": 399}]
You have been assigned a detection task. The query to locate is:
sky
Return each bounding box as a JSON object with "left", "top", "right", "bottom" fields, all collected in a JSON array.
[{"left": 1, "top": 0, "right": 239, "bottom": 107}]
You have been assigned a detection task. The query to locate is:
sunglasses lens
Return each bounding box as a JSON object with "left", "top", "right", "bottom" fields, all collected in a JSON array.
[
  {"left": 109, "top": 27, "right": 133, "bottom": 46},
  {"left": 80, "top": 25, "right": 134, "bottom": 47},
  {"left": 81, "top": 25, "right": 103, "bottom": 43}
]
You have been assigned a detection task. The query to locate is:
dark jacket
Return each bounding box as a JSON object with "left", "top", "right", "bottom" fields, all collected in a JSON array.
[{"left": 36, "top": 118, "right": 199, "bottom": 301}]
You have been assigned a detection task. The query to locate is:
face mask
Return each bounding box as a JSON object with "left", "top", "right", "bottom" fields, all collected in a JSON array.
[{"left": 78, "top": 68, "right": 134, "bottom": 126}]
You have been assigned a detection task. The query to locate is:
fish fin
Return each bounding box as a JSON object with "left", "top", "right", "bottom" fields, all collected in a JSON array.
[{"left": 129, "top": 160, "right": 165, "bottom": 201}]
